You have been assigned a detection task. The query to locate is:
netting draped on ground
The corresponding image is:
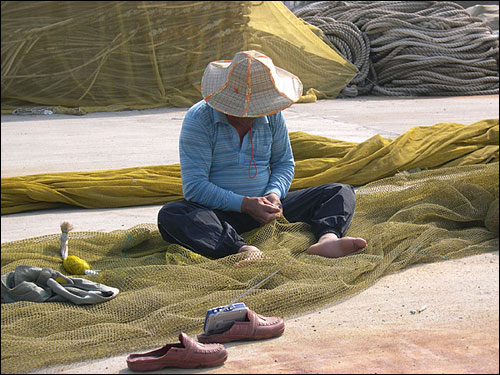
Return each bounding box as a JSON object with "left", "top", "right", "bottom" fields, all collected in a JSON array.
[
  {"left": 1, "top": 161, "right": 498, "bottom": 373},
  {"left": 294, "top": 1, "right": 499, "bottom": 97},
  {"left": 0, "top": 1, "right": 356, "bottom": 115},
  {"left": 1, "top": 119, "right": 498, "bottom": 215}
]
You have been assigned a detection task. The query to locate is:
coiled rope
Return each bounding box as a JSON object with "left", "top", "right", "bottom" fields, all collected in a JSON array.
[{"left": 294, "top": 1, "right": 499, "bottom": 97}]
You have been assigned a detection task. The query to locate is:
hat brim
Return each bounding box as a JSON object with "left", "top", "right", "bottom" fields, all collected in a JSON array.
[{"left": 201, "top": 56, "right": 302, "bottom": 117}]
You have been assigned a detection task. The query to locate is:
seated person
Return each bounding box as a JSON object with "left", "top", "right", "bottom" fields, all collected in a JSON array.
[{"left": 158, "top": 50, "right": 367, "bottom": 263}]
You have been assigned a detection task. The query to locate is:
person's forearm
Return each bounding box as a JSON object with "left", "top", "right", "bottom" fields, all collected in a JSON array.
[
  {"left": 183, "top": 179, "right": 244, "bottom": 212},
  {"left": 265, "top": 163, "right": 294, "bottom": 198}
]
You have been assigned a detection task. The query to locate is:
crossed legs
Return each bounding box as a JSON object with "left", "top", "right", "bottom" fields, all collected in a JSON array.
[{"left": 158, "top": 183, "right": 367, "bottom": 259}]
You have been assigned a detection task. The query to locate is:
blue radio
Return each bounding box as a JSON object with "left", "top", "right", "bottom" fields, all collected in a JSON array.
[{"left": 203, "top": 303, "right": 248, "bottom": 335}]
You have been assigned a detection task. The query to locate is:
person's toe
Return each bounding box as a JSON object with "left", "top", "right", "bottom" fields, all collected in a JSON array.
[{"left": 353, "top": 238, "right": 367, "bottom": 250}]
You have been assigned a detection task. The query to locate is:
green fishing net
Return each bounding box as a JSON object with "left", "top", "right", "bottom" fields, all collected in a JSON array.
[
  {"left": 1, "top": 162, "right": 498, "bottom": 373},
  {"left": 1, "top": 1, "right": 355, "bottom": 115}
]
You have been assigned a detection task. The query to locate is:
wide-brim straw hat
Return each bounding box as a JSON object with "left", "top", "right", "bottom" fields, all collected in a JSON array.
[{"left": 201, "top": 50, "right": 303, "bottom": 117}]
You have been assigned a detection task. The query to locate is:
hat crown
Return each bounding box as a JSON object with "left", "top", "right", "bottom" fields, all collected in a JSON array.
[
  {"left": 227, "top": 51, "right": 277, "bottom": 96},
  {"left": 201, "top": 50, "right": 302, "bottom": 117}
]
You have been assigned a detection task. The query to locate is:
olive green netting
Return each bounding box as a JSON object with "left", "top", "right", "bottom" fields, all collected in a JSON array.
[
  {"left": 1, "top": 162, "right": 498, "bottom": 373},
  {"left": 1, "top": 1, "right": 356, "bottom": 115}
]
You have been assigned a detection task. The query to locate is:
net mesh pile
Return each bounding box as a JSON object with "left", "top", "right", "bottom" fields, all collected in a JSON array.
[
  {"left": 1, "top": 1, "right": 356, "bottom": 115},
  {"left": 1, "top": 162, "right": 498, "bottom": 373}
]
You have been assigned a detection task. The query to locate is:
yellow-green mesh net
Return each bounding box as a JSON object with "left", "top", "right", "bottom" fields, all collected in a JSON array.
[
  {"left": 1, "top": 1, "right": 356, "bottom": 115},
  {"left": 1, "top": 119, "right": 498, "bottom": 215},
  {"left": 1, "top": 162, "right": 498, "bottom": 373}
]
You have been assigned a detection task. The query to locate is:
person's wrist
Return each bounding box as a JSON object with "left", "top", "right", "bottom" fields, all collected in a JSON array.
[{"left": 241, "top": 196, "right": 249, "bottom": 213}]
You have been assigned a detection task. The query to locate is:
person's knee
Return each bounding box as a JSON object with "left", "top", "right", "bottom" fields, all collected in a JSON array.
[
  {"left": 158, "top": 201, "right": 189, "bottom": 242},
  {"left": 158, "top": 201, "right": 185, "bottom": 224},
  {"left": 339, "top": 183, "right": 355, "bottom": 197},
  {"left": 323, "top": 183, "right": 355, "bottom": 199}
]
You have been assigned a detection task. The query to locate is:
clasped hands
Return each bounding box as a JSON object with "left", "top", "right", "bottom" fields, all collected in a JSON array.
[
  {"left": 235, "top": 193, "right": 282, "bottom": 267},
  {"left": 240, "top": 192, "right": 282, "bottom": 225}
]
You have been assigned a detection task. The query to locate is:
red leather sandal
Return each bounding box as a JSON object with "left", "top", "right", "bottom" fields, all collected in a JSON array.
[
  {"left": 126, "top": 332, "right": 228, "bottom": 371},
  {"left": 197, "top": 308, "right": 285, "bottom": 343}
]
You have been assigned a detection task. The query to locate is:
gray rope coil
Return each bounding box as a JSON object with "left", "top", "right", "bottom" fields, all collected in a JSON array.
[{"left": 294, "top": 1, "right": 499, "bottom": 97}]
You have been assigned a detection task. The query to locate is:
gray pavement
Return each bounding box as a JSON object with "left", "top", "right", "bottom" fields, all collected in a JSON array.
[{"left": 1, "top": 95, "right": 499, "bottom": 373}]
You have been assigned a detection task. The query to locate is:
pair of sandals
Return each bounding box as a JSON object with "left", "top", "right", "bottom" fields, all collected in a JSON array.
[{"left": 126, "top": 308, "right": 285, "bottom": 371}]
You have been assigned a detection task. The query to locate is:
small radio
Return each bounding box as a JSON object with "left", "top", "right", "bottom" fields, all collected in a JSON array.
[{"left": 203, "top": 303, "right": 248, "bottom": 335}]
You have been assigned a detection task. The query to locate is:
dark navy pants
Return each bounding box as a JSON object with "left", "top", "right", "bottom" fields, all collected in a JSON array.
[{"left": 158, "top": 183, "right": 356, "bottom": 259}]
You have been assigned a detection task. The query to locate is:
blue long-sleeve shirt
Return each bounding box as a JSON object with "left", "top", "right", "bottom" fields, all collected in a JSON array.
[{"left": 180, "top": 100, "right": 295, "bottom": 212}]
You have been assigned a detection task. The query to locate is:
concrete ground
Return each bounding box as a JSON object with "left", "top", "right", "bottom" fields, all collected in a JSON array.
[{"left": 1, "top": 95, "right": 499, "bottom": 373}]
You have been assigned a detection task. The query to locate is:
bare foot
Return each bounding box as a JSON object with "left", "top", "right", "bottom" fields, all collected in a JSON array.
[
  {"left": 306, "top": 233, "right": 367, "bottom": 258},
  {"left": 235, "top": 245, "right": 265, "bottom": 267}
]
